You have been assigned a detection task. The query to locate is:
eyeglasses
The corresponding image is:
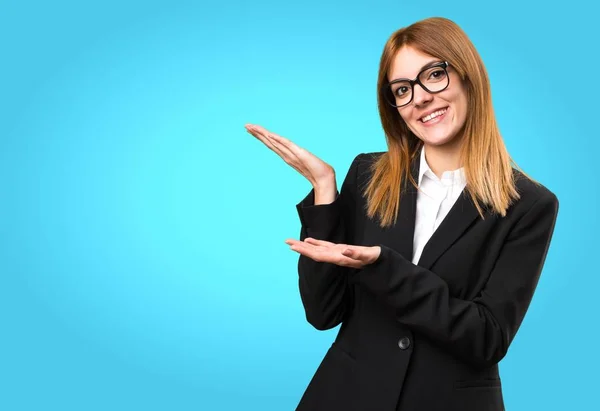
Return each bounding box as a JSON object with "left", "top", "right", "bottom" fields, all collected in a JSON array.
[{"left": 383, "top": 61, "right": 450, "bottom": 108}]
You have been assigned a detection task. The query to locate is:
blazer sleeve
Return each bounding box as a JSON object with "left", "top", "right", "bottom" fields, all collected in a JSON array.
[
  {"left": 352, "top": 191, "right": 559, "bottom": 368},
  {"left": 295, "top": 154, "right": 362, "bottom": 331}
]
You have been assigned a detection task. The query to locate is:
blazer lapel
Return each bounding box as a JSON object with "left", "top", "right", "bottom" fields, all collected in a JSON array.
[
  {"left": 416, "top": 177, "right": 481, "bottom": 270},
  {"left": 387, "top": 146, "right": 482, "bottom": 270}
]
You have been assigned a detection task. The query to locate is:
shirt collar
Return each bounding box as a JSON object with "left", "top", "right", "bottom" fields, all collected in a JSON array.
[{"left": 417, "top": 145, "right": 466, "bottom": 187}]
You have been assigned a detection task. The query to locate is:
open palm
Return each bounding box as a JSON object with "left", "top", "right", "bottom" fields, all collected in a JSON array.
[
  {"left": 285, "top": 238, "right": 381, "bottom": 269},
  {"left": 245, "top": 123, "right": 335, "bottom": 187}
]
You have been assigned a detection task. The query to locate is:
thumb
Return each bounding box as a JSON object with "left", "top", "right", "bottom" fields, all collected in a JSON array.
[{"left": 342, "top": 247, "right": 362, "bottom": 260}]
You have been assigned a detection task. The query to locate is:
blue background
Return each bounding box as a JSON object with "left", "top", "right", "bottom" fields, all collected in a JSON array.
[{"left": 1, "top": 0, "right": 596, "bottom": 410}]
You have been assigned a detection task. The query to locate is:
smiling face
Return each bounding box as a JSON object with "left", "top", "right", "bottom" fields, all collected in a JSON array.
[{"left": 388, "top": 45, "right": 468, "bottom": 148}]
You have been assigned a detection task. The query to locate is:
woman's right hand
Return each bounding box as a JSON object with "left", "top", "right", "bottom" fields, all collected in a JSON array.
[{"left": 245, "top": 123, "right": 337, "bottom": 204}]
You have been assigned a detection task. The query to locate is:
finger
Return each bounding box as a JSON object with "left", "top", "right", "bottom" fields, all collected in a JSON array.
[
  {"left": 247, "top": 126, "right": 276, "bottom": 149},
  {"left": 289, "top": 241, "right": 361, "bottom": 266},
  {"left": 249, "top": 128, "right": 309, "bottom": 175},
  {"left": 343, "top": 246, "right": 374, "bottom": 264},
  {"left": 289, "top": 244, "right": 364, "bottom": 268},
  {"left": 247, "top": 126, "right": 279, "bottom": 152},
  {"left": 249, "top": 126, "right": 307, "bottom": 167},
  {"left": 286, "top": 238, "right": 324, "bottom": 248},
  {"left": 268, "top": 133, "right": 306, "bottom": 157},
  {"left": 288, "top": 241, "right": 322, "bottom": 261},
  {"left": 248, "top": 125, "right": 280, "bottom": 146},
  {"left": 304, "top": 237, "right": 336, "bottom": 247},
  {"left": 290, "top": 239, "right": 328, "bottom": 254},
  {"left": 268, "top": 136, "right": 305, "bottom": 169},
  {"left": 258, "top": 127, "right": 308, "bottom": 156},
  {"left": 342, "top": 247, "right": 361, "bottom": 260},
  {"left": 270, "top": 147, "right": 307, "bottom": 176},
  {"left": 268, "top": 135, "right": 317, "bottom": 171},
  {"left": 247, "top": 126, "right": 323, "bottom": 186}
]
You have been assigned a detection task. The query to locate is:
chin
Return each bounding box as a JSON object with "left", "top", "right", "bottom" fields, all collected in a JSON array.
[{"left": 416, "top": 131, "right": 458, "bottom": 147}]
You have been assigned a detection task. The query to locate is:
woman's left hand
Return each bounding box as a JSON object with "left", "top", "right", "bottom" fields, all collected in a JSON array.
[{"left": 285, "top": 238, "right": 381, "bottom": 269}]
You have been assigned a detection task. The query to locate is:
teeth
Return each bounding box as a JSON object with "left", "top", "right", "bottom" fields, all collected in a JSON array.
[{"left": 421, "top": 108, "right": 447, "bottom": 123}]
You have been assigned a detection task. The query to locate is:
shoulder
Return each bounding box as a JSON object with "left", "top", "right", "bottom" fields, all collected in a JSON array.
[
  {"left": 348, "top": 153, "right": 559, "bottom": 217},
  {"left": 511, "top": 168, "right": 559, "bottom": 213},
  {"left": 355, "top": 151, "right": 386, "bottom": 164},
  {"left": 350, "top": 151, "right": 386, "bottom": 173},
  {"left": 498, "top": 168, "right": 559, "bottom": 232},
  {"left": 347, "top": 152, "right": 386, "bottom": 187}
]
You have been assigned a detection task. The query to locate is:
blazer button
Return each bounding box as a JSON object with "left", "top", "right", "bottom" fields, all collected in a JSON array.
[{"left": 398, "top": 336, "right": 411, "bottom": 350}]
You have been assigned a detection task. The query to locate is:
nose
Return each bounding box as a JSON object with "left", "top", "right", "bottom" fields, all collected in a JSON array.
[{"left": 412, "top": 83, "right": 432, "bottom": 106}]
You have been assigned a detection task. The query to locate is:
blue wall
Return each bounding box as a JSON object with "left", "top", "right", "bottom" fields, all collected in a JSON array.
[{"left": 1, "top": 1, "right": 595, "bottom": 409}]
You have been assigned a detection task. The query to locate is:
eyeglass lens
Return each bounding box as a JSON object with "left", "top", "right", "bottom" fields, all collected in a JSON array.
[{"left": 388, "top": 65, "right": 449, "bottom": 107}]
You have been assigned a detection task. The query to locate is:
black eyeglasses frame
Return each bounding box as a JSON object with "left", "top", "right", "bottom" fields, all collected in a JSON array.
[{"left": 383, "top": 61, "right": 451, "bottom": 108}]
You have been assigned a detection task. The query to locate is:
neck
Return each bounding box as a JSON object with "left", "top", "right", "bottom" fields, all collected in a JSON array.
[{"left": 422, "top": 137, "right": 463, "bottom": 179}]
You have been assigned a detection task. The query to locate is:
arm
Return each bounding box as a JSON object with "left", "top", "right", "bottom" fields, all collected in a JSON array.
[
  {"left": 353, "top": 192, "right": 559, "bottom": 368},
  {"left": 295, "top": 154, "right": 362, "bottom": 330}
]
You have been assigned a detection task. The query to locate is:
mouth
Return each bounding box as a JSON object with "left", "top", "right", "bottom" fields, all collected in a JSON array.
[{"left": 419, "top": 107, "right": 449, "bottom": 125}]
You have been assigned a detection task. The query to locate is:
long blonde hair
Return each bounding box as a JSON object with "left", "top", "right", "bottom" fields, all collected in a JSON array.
[{"left": 365, "top": 17, "right": 536, "bottom": 227}]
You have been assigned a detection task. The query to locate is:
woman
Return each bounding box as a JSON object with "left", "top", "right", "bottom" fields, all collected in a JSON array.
[{"left": 245, "top": 17, "right": 558, "bottom": 411}]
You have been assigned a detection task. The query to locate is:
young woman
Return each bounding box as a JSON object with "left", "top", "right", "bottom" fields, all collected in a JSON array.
[{"left": 245, "top": 17, "right": 558, "bottom": 411}]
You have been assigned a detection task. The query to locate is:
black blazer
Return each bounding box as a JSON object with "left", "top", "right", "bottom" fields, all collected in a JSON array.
[{"left": 294, "top": 149, "right": 559, "bottom": 411}]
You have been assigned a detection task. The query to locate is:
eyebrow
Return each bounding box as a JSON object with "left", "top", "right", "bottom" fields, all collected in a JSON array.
[{"left": 390, "top": 60, "right": 444, "bottom": 82}]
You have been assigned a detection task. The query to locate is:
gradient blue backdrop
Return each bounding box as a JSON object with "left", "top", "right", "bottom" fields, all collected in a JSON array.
[{"left": 1, "top": 0, "right": 597, "bottom": 410}]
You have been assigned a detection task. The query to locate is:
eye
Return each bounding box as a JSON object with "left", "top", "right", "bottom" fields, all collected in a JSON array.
[
  {"left": 428, "top": 68, "right": 447, "bottom": 81},
  {"left": 395, "top": 86, "right": 410, "bottom": 96},
  {"left": 390, "top": 80, "right": 411, "bottom": 97}
]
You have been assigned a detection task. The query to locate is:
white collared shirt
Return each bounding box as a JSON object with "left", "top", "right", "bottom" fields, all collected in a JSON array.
[{"left": 412, "top": 146, "right": 467, "bottom": 265}]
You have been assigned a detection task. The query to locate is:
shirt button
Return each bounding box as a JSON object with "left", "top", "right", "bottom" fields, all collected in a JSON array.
[{"left": 398, "top": 337, "right": 411, "bottom": 350}]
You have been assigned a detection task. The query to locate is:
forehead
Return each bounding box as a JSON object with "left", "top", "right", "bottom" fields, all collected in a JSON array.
[{"left": 389, "top": 45, "right": 440, "bottom": 80}]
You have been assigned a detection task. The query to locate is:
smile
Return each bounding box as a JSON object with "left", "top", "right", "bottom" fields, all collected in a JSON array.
[{"left": 420, "top": 107, "right": 448, "bottom": 124}]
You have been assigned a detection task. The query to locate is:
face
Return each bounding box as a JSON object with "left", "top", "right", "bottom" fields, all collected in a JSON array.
[{"left": 388, "top": 45, "right": 468, "bottom": 148}]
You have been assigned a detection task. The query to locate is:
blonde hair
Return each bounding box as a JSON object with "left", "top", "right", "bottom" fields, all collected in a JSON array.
[{"left": 365, "top": 17, "right": 537, "bottom": 227}]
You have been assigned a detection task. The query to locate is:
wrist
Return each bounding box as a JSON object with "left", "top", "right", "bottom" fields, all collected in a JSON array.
[{"left": 313, "top": 179, "right": 337, "bottom": 205}]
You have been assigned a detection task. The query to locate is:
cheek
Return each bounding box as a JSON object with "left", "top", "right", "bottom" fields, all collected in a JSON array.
[
  {"left": 456, "top": 93, "right": 468, "bottom": 121},
  {"left": 398, "top": 108, "right": 415, "bottom": 124},
  {"left": 445, "top": 90, "right": 467, "bottom": 122},
  {"left": 452, "top": 99, "right": 468, "bottom": 129}
]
